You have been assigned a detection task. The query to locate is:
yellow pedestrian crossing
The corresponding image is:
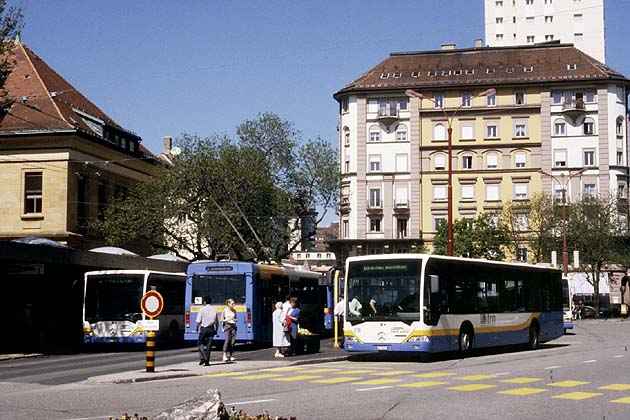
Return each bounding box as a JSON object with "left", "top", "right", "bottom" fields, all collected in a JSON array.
[
  {"left": 547, "top": 380, "right": 590, "bottom": 387},
  {"left": 498, "top": 387, "right": 548, "bottom": 396},
  {"left": 209, "top": 363, "right": 630, "bottom": 407},
  {"left": 552, "top": 392, "right": 602, "bottom": 400},
  {"left": 400, "top": 381, "right": 449, "bottom": 388},
  {"left": 598, "top": 384, "right": 630, "bottom": 391},
  {"left": 272, "top": 375, "right": 322, "bottom": 382}
]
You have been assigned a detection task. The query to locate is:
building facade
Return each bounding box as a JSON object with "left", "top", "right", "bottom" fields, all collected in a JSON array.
[
  {"left": 0, "top": 41, "right": 159, "bottom": 250},
  {"left": 484, "top": 0, "right": 605, "bottom": 63},
  {"left": 331, "top": 43, "right": 629, "bottom": 264}
]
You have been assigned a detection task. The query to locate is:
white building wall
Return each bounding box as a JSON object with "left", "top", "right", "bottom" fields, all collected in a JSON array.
[{"left": 485, "top": 0, "right": 606, "bottom": 62}]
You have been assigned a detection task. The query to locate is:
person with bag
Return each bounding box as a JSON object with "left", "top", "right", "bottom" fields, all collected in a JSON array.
[
  {"left": 272, "top": 301, "right": 289, "bottom": 357},
  {"left": 285, "top": 297, "right": 300, "bottom": 356},
  {"left": 220, "top": 298, "right": 237, "bottom": 362}
]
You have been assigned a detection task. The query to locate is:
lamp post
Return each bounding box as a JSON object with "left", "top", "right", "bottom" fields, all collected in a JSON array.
[
  {"left": 539, "top": 168, "right": 587, "bottom": 278},
  {"left": 406, "top": 88, "right": 496, "bottom": 256}
]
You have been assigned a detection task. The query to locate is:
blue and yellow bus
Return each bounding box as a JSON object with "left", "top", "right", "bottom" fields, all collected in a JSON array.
[
  {"left": 184, "top": 261, "right": 327, "bottom": 344},
  {"left": 343, "top": 254, "right": 564, "bottom": 355}
]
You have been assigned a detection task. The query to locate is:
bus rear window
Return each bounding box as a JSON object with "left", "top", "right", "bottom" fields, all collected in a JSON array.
[{"left": 192, "top": 274, "right": 246, "bottom": 304}]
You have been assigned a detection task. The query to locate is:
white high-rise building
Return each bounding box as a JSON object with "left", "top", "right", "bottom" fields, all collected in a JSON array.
[{"left": 484, "top": 0, "right": 605, "bottom": 62}]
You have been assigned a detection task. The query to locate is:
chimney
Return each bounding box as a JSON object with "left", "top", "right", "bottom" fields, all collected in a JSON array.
[
  {"left": 441, "top": 43, "right": 456, "bottom": 50},
  {"left": 163, "top": 136, "right": 173, "bottom": 154},
  {"left": 475, "top": 38, "right": 484, "bottom": 48}
]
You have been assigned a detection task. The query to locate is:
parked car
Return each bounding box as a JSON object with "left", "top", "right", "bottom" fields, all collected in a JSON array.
[
  {"left": 580, "top": 305, "right": 596, "bottom": 318},
  {"left": 599, "top": 304, "right": 622, "bottom": 318}
]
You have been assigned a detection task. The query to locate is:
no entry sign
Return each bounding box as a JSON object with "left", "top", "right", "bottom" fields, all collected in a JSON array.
[{"left": 140, "top": 290, "right": 164, "bottom": 318}]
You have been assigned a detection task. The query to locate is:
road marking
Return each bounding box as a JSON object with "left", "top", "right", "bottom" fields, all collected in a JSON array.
[
  {"left": 499, "top": 377, "right": 544, "bottom": 384},
  {"left": 357, "top": 386, "right": 395, "bottom": 392},
  {"left": 371, "top": 370, "right": 415, "bottom": 376},
  {"left": 456, "top": 375, "right": 496, "bottom": 381},
  {"left": 234, "top": 373, "right": 283, "bottom": 380},
  {"left": 552, "top": 392, "right": 602, "bottom": 400},
  {"left": 354, "top": 378, "right": 404, "bottom": 385},
  {"left": 583, "top": 359, "right": 597, "bottom": 364},
  {"left": 312, "top": 377, "right": 362, "bottom": 384},
  {"left": 610, "top": 397, "right": 630, "bottom": 404},
  {"left": 262, "top": 367, "right": 306, "bottom": 372},
  {"left": 547, "top": 380, "right": 590, "bottom": 387},
  {"left": 338, "top": 369, "right": 379, "bottom": 374},
  {"left": 492, "top": 372, "right": 511, "bottom": 376},
  {"left": 226, "top": 399, "right": 276, "bottom": 406},
  {"left": 613, "top": 355, "right": 624, "bottom": 358},
  {"left": 271, "top": 375, "right": 322, "bottom": 381},
  {"left": 302, "top": 368, "right": 343, "bottom": 373},
  {"left": 498, "top": 387, "right": 548, "bottom": 396},
  {"left": 448, "top": 384, "right": 497, "bottom": 391},
  {"left": 544, "top": 365, "right": 561, "bottom": 370},
  {"left": 399, "top": 381, "right": 449, "bottom": 388},
  {"left": 413, "top": 372, "right": 456, "bottom": 378},
  {"left": 202, "top": 371, "right": 248, "bottom": 377},
  {"left": 598, "top": 384, "right": 630, "bottom": 391}
]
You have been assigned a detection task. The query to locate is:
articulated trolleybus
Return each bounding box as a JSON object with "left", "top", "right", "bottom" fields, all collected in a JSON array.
[
  {"left": 83, "top": 270, "right": 186, "bottom": 345},
  {"left": 343, "top": 254, "right": 564, "bottom": 354},
  {"left": 184, "top": 261, "right": 327, "bottom": 344}
]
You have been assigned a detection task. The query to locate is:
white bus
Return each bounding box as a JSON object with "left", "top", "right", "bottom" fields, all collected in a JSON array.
[
  {"left": 343, "top": 254, "right": 564, "bottom": 355},
  {"left": 83, "top": 270, "right": 186, "bottom": 345}
]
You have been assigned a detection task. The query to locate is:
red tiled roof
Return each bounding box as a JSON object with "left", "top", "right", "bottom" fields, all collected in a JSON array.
[
  {"left": 0, "top": 41, "right": 154, "bottom": 157},
  {"left": 335, "top": 43, "right": 629, "bottom": 98}
]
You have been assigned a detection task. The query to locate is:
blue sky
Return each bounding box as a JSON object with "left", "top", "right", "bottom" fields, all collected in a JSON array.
[{"left": 12, "top": 1, "right": 630, "bottom": 225}]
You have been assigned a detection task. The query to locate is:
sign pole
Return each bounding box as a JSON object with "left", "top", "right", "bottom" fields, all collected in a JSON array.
[{"left": 146, "top": 316, "right": 155, "bottom": 373}]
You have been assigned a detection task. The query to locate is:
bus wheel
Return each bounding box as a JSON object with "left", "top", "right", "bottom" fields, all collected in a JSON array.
[
  {"left": 458, "top": 324, "right": 474, "bottom": 357},
  {"left": 528, "top": 322, "right": 540, "bottom": 350}
]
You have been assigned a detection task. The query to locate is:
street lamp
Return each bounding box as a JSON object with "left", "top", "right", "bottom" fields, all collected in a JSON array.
[
  {"left": 539, "top": 168, "right": 587, "bottom": 278},
  {"left": 405, "top": 88, "right": 496, "bottom": 256}
]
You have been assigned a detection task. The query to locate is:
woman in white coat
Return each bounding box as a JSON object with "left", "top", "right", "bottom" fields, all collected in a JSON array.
[{"left": 272, "top": 301, "right": 290, "bottom": 357}]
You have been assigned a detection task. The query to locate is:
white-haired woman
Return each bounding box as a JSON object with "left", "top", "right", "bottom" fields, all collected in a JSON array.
[{"left": 272, "top": 301, "right": 289, "bottom": 357}]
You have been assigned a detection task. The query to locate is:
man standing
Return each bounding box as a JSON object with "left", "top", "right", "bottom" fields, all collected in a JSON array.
[
  {"left": 196, "top": 297, "right": 218, "bottom": 366},
  {"left": 333, "top": 292, "right": 345, "bottom": 347}
]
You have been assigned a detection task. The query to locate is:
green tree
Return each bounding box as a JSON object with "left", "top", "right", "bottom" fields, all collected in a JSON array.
[
  {"left": 0, "top": 2, "right": 23, "bottom": 103},
  {"left": 95, "top": 114, "right": 339, "bottom": 261},
  {"left": 433, "top": 212, "right": 511, "bottom": 260},
  {"left": 567, "top": 195, "right": 623, "bottom": 317}
]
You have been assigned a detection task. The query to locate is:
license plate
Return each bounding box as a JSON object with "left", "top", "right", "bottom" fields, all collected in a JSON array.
[{"left": 376, "top": 345, "right": 388, "bottom": 351}]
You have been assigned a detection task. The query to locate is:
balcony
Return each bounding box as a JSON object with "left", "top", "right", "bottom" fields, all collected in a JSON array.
[
  {"left": 562, "top": 99, "right": 586, "bottom": 124},
  {"left": 366, "top": 201, "right": 383, "bottom": 213},
  {"left": 393, "top": 201, "right": 410, "bottom": 213},
  {"left": 377, "top": 107, "right": 399, "bottom": 127}
]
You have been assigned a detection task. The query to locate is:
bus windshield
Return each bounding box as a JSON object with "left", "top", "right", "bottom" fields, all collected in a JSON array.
[
  {"left": 84, "top": 274, "right": 144, "bottom": 322},
  {"left": 191, "top": 274, "right": 247, "bottom": 304},
  {"left": 346, "top": 259, "right": 421, "bottom": 323}
]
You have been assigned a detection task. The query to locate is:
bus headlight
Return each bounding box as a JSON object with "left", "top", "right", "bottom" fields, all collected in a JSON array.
[
  {"left": 345, "top": 336, "right": 358, "bottom": 342},
  {"left": 407, "top": 336, "right": 429, "bottom": 343}
]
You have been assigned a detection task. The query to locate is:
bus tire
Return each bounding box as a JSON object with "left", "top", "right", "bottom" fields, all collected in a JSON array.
[
  {"left": 458, "top": 324, "right": 474, "bottom": 357},
  {"left": 528, "top": 321, "right": 540, "bottom": 350}
]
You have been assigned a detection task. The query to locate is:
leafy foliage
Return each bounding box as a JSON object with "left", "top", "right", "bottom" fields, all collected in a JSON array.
[
  {"left": 94, "top": 113, "right": 339, "bottom": 261},
  {"left": 433, "top": 212, "right": 511, "bottom": 260},
  {"left": 0, "top": 1, "right": 23, "bottom": 103}
]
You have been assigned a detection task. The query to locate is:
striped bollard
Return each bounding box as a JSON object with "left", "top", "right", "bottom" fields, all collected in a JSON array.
[{"left": 146, "top": 330, "right": 156, "bottom": 372}]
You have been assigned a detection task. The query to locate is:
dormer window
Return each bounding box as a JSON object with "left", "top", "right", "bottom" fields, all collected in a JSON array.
[
  {"left": 506, "top": 67, "right": 515, "bottom": 73},
  {"left": 465, "top": 68, "right": 475, "bottom": 75},
  {"left": 524, "top": 66, "right": 534, "bottom": 72},
  {"left": 393, "top": 72, "right": 401, "bottom": 78},
  {"left": 487, "top": 68, "right": 496, "bottom": 74},
  {"left": 567, "top": 64, "right": 577, "bottom": 70},
  {"left": 411, "top": 71, "right": 420, "bottom": 77},
  {"left": 380, "top": 72, "right": 389, "bottom": 78},
  {"left": 428, "top": 70, "right": 437, "bottom": 76}
]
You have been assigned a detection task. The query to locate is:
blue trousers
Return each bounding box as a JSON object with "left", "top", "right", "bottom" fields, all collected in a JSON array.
[{"left": 198, "top": 326, "right": 215, "bottom": 363}]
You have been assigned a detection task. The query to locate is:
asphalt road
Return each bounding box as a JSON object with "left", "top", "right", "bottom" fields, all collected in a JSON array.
[{"left": 1, "top": 319, "right": 629, "bottom": 420}]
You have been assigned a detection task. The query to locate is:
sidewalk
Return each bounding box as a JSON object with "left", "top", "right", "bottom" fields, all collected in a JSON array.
[{"left": 88, "top": 339, "right": 350, "bottom": 384}]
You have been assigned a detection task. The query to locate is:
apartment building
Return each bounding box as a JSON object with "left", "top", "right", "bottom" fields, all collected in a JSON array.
[
  {"left": 485, "top": 0, "right": 605, "bottom": 62},
  {"left": 0, "top": 41, "right": 159, "bottom": 250},
  {"left": 331, "top": 43, "right": 629, "bottom": 263}
]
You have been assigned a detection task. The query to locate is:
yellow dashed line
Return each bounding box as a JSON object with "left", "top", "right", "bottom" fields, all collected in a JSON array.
[
  {"left": 336, "top": 369, "right": 378, "bottom": 374},
  {"left": 448, "top": 384, "right": 498, "bottom": 391},
  {"left": 262, "top": 367, "right": 307, "bottom": 372},
  {"left": 235, "top": 373, "right": 283, "bottom": 380},
  {"left": 201, "top": 371, "right": 248, "bottom": 377},
  {"left": 552, "top": 392, "right": 602, "bottom": 400},
  {"left": 271, "top": 375, "right": 322, "bottom": 382},
  {"left": 371, "top": 370, "right": 415, "bottom": 376},
  {"left": 610, "top": 397, "right": 630, "bottom": 404},
  {"left": 400, "top": 381, "right": 449, "bottom": 388},
  {"left": 500, "top": 377, "right": 544, "bottom": 384},
  {"left": 456, "top": 375, "right": 497, "bottom": 381},
  {"left": 547, "top": 380, "right": 590, "bottom": 387},
  {"left": 498, "top": 387, "right": 549, "bottom": 396},
  {"left": 413, "top": 372, "right": 456, "bottom": 378},
  {"left": 354, "top": 378, "right": 404, "bottom": 385},
  {"left": 598, "top": 384, "right": 630, "bottom": 391},
  {"left": 302, "top": 368, "right": 343, "bottom": 373},
  {"left": 312, "top": 377, "right": 362, "bottom": 384}
]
